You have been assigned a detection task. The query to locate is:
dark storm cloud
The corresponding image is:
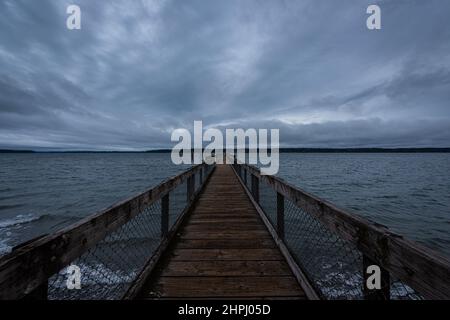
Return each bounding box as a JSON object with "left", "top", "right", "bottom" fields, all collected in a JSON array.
[{"left": 0, "top": 0, "right": 449, "bottom": 150}]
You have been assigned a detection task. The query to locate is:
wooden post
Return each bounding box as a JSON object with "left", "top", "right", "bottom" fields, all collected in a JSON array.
[
  {"left": 187, "top": 175, "right": 195, "bottom": 202},
  {"left": 243, "top": 168, "right": 247, "bottom": 185},
  {"left": 251, "top": 174, "right": 259, "bottom": 203},
  {"left": 161, "top": 193, "right": 169, "bottom": 238},
  {"left": 277, "top": 192, "right": 285, "bottom": 239},
  {"left": 363, "top": 255, "right": 390, "bottom": 300},
  {"left": 255, "top": 176, "right": 259, "bottom": 203},
  {"left": 187, "top": 177, "right": 191, "bottom": 202},
  {"left": 200, "top": 167, "right": 203, "bottom": 185}
]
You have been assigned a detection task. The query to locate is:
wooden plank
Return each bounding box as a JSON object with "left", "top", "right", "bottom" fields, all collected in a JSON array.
[
  {"left": 183, "top": 224, "right": 267, "bottom": 232},
  {"left": 180, "top": 230, "right": 272, "bottom": 240},
  {"left": 188, "top": 214, "right": 258, "bottom": 219},
  {"left": 193, "top": 209, "right": 257, "bottom": 213},
  {"left": 239, "top": 163, "right": 450, "bottom": 299},
  {"left": 194, "top": 207, "right": 256, "bottom": 210},
  {"left": 176, "top": 238, "right": 277, "bottom": 249},
  {"left": 193, "top": 211, "right": 256, "bottom": 215},
  {"left": 188, "top": 219, "right": 261, "bottom": 225},
  {"left": 160, "top": 260, "right": 292, "bottom": 277},
  {"left": 169, "top": 249, "right": 284, "bottom": 261},
  {"left": 147, "top": 276, "right": 305, "bottom": 298}
]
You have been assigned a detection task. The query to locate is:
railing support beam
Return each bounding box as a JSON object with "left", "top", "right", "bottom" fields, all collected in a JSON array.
[
  {"left": 251, "top": 174, "right": 259, "bottom": 203},
  {"left": 161, "top": 193, "right": 169, "bottom": 238},
  {"left": 277, "top": 192, "right": 285, "bottom": 239},
  {"left": 187, "top": 176, "right": 194, "bottom": 202}
]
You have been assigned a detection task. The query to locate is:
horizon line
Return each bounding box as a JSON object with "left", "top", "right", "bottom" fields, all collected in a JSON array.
[{"left": 1, "top": 147, "right": 450, "bottom": 153}]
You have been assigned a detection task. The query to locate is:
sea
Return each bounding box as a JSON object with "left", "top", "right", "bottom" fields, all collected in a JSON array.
[{"left": 1, "top": 152, "right": 449, "bottom": 259}]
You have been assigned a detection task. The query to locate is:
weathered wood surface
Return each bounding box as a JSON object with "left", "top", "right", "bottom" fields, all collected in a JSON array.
[
  {"left": 138, "top": 165, "right": 306, "bottom": 300},
  {"left": 160, "top": 261, "right": 292, "bottom": 277},
  {"left": 239, "top": 163, "right": 450, "bottom": 300},
  {"left": 149, "top": 277, "right": 302, "bottom": 298},
  {"left": 169, "top": 249, "right": 284, "bottom": 261},
  {"left": 176, "top": 239, "right": 277, "bottom": 249},
  {"left": 0, "top": 163, "right": 209, "bottom": 300}
]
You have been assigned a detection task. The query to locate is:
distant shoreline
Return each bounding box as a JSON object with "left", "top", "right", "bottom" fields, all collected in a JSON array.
[{"left": 1, "top": 148, "right": 450, "bottom": 153}]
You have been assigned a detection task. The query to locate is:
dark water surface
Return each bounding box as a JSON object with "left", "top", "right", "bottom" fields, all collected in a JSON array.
[
  {"left": 0, "top": 153, "right": 189, "bottom": 255},
  {"left": 0, "top": 153, "right": 449, "bottom": 258},
  {"left": 278, "top": 153, "right": 450, "bottom": 257}
]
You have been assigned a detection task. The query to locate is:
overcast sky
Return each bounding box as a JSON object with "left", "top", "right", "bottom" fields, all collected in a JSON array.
[{"left": 0, "top": 0, "right": 449, "bottom": 150}]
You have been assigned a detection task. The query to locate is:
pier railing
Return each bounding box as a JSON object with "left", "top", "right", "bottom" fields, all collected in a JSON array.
[
  {"left": 232, "top": 163, "right": 450, "bottom": 300},
  {"left": 0, "top": 163, "right": 214, "bottom": 300}
]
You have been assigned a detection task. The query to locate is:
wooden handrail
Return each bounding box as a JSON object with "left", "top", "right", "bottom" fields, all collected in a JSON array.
[
  {"left": 0, "top": 163, "right": 210, "bottom": 300},
  {"left": 238, "top": 162, "right": 450, "bottom": 300}
]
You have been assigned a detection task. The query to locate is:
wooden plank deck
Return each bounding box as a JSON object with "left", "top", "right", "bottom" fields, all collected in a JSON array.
[{"left": 137, "top": 165, "right": 306, "bottom": 300}]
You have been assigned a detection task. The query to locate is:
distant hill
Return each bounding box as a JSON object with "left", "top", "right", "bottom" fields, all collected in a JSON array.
[
  {"left": 149, "top": 147, "right": 450, "bottom": 153},
  {"left": 1, "top": 148, "right": 449, "bottom": 153},
  {"left": 277, "top": 147, "right": 450, "bottom": 153},
  {"left": 145, "top": 149, "right": 171, "bottom": 153},
  {"left": 0, "top": 149, "right": 35, "bottom": 153}
]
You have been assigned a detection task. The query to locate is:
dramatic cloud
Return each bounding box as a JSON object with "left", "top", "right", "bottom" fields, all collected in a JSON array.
[{"left": 0, "top": 0, "right": 449, "bottom": 150}]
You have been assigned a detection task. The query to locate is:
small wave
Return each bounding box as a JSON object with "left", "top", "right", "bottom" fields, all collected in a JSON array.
[{"left": 0, "top": 213, "right": 47, "bottom": 229}]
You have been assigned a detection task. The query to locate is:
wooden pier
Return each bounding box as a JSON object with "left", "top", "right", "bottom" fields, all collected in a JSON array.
[
  {"left": 137, "top": 165, "right": 305, "bottom": 299},
  {"left": 1, "top": 159, "right": 450, "bottom": 300}
]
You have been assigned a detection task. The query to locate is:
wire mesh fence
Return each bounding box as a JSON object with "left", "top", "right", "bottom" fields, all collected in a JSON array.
[
  {"left": 283, "top": 198, "right": 364, "bottom": 299},
  {"left": 390, "top": 278, "right": 422, "bottom": 300},
  {"left": 48, "top": 200, "right": 162, "bottom": 300},
  {"left": 283, "top": 198, "right": 422, "bottom": 300},
  {"left": 46, "top": 165, "right": 213, "bottom": 300},
  {"left": 233, "top": 163, "right": 423, "bottom": 300},
  {"left": 259, "top": 180, "right": 277, "bottom": 227},
  {"left": 169, "top": 180, "right": 187, "bottom": 230}
]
